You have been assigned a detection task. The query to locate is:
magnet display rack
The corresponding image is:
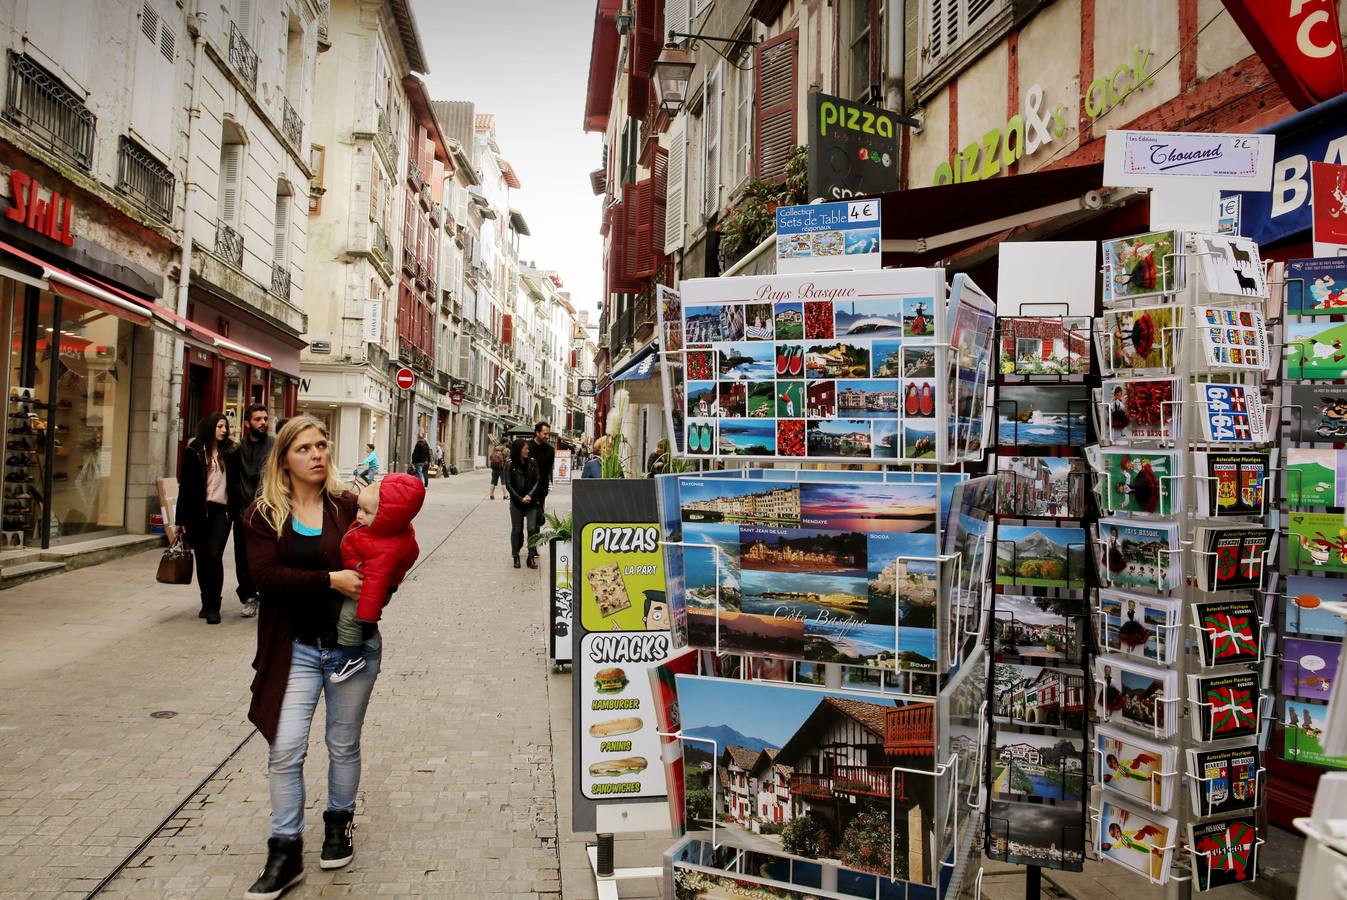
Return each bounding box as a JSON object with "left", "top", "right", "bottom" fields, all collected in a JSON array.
[
  {"left": 1086, "top": 233, "right": 1274, "bottom": 894},
  {"left": 985, "top": 306, "right": 1095, "bottom": 892}
]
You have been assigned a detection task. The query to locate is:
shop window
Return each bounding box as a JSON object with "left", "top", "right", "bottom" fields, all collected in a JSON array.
[{"left": 922, "top": 0, "right": 1008, "bottom": 78}]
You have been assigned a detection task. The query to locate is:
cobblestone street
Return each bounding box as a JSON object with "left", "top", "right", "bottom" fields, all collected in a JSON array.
[{"left": 0, "top": 473, "right": 567, "bottom": 899}]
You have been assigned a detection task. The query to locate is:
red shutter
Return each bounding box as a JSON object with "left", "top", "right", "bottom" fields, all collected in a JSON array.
[
  {"left": 632, "top": 179, "right": 655, "bottom": 278},
  {"left": 651, "top": 146, "right": 667, "bottom": 267},
  {"left": 753, "top": 29, "right": 799, "bottom": 183},
  {"left": 622, "top": 182, "right": 645, "bottom": 281},
  {"left": 607, "top": 199, "right": 644, "bottom": 293},
  {"left": 502, "top": 314, "right": 514, "bottom": 345},
  {"left": 627, "top": 0, "right": 660, "bottom": 119}
]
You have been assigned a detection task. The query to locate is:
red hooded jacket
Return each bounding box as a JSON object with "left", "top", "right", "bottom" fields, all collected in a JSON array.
[{"left": 341, "top": 473, "right": 424, "bottom": 622}]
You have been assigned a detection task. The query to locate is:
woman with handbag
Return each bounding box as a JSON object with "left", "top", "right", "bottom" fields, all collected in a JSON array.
[
  {"left": 240, "top": 416, "right": 372, "bottom": 897},
  {"left": 176, "top": 413, "right": 237, "bottom": 624}
]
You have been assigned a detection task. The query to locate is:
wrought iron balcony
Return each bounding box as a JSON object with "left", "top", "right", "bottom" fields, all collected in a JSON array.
[
  {"left": 370, "top": 222, "right": 390, "bottom": 264},
  {"left": 215, "top": 220, "right": 243, "bottom": 268},
  {"left": 407, "top": 160, "right": 423, "bottom": 191},
  {"left": 228, "top": 21, "right": 258, "bottom": 91},
  {"left": 115, "top": 135, "right": 174, "bottom": 222},
  {"left": 416, "top": 261, "right": 428, "bottom": 288},
  {"left": 401, "top": 246, "right": 416, "bottom": 276},
  {"left": 3, "top": 53, "right": 95, "bottom": 170},
  {"left": 374, "top": 108, "right": 395, "bottom": 163},
  {"left": 281, "top": 96, "right": 302, "bottom": 149},
  {"left": 271, "top": 263, "right": 291, "bottom": 300}
]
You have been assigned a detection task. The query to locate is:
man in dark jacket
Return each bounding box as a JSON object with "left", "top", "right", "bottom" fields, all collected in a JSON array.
[
  {"left": 411, "top": 432, "right": 431, "bottom": 487},
  {"left": 530, "top": 421, "right": 555, "bottom": 512},
  {"left": 228, "top": 404, "right": 273, "bottom": 617}
]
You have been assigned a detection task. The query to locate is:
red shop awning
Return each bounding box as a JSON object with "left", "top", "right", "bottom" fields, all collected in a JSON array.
[
  {"left": 583, "top": 0, "right": 622, "bottom": 133},
  {"left": 0, "top": 238, "right": 152, "bottom": 326}
]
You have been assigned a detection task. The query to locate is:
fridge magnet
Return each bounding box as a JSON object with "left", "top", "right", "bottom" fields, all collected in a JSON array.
[
  {"left": 997, "top": 384, "right": 1090, "bottom": 447},
  {"left": 1195, "top": 234, "right": 1267, "bottom": 297},
  {"left": 1188, "top": 670, "right": 1260, "bottom": 742},
  {"left": 1281, "top": 637, "right": 1340, "bottom": 702},
  {"left": 1098, "top": 590, "right": 1179, "bottom": 663},
  {"left": 1286, "top": 257, "right": 1347, "bottom": 315},
  {"left": 1099, "top": 378, "right": 1180, "bottom": 443},
  {"left": 999, "top": 316, "right": 1092, "bottom": 376},
  {"left": 1193, "top": 598, "right": 1262, "bottom": 667},
  {"left": 1194, "top": 305, "right": 1268, "bottom": 370},
  {"left": 1189, "top": 816, "right": 1259, "bottom": 891},
  {"left": 1099, "top": 305, "right": 1179, "bottom": 373},
  {"left": 1195, "top": 382, "right": 1268, "bottom": 443},
  {"left": 1090, "top": 448, "right": 1178, "bottom": 516},
  {"left": 1288, "top": 384, "right": 1347, "bottom": 441},
  {"left": 1286, "top": 320, "right": 1347, "bottom": 380},
  {"left": 1187, "top": 744, "right": 1260, "bottom": 817},
  {"left": 1096, "top": 656, "right": 1180, "bottom": 738},
  {"left": 1284, "top": 574, "right": 1347, "bottom": 638},
  {"left": 1289, "top": 511, "right": 1347, "bottom": 573},
  {"left": 1097, "top": 797, "right": 1178, "bottom": 883},
  {"left": 986, "top": 800, "right": 1086, "bottom": 871},
  {"left": 1102, "top": 230, "right": 1181, "bottom": 301},
  {"left": 1193, "top": 451, "right": 1271, "bottom": 517},
  {"left": 1095, "top": 518, "right": 1181, "bottom": 593},
  {"left": 995, "top": 524, "right": 1088, "bottom": 590},
  {"left": 1287, "top": 448, "right": 1347, "bottom": 507},
  {"left": 1096, "top": 725, "right": 1175, "bottom": 809},
  {"left": 995, "top": 456, "right": 1088, "bottom": 519},
  {"left": 1283, "top": 700, "right": 1347, "bottom": 769}
]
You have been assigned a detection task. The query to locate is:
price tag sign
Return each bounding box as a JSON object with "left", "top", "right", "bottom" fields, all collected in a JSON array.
[
  {"left": 775, "top": 200, "right": 882, "bottom": 273},
  {"left": 1104, "top": 130, "right": 1275, "bottom": 190}
]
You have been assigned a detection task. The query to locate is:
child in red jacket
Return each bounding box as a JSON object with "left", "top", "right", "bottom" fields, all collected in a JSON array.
[{"left": 331, "top": 473, "right": 424, "bottom": 682}]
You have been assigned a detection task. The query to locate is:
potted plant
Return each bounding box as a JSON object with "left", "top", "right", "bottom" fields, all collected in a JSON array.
[{"left": 532, "top": 512, "right": 574, "bottom": 667}]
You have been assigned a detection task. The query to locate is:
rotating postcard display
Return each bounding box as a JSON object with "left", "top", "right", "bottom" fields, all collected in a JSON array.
[
  {"left": 1082, "top": 229, "right": 1275, "bottom": 890},
  {"left": 1280, "top": 252, "right": 1347, "bottom": 776},
  {"left": 649, "top": 267, "right": 997, "bottom": 899},
  {"left": 987, "top": 293, "right": 1093, "bottom": 875}
]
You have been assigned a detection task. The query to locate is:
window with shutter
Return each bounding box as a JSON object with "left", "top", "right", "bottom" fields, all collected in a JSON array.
[
  {"left": 924, "top": 0, "right": 1006, "bottom": 72},
  {"left": 131, "top": 0, "right": 177, "bottom": 156},
  {"left": 666, "top": 0, "right": 691, "bottom": 39},
  {"left": 370, "top": 157, "right": 379, "bottom": 221},
  {"left": 218, "top": 141, "right": 243, "bottom": 226},
  {"left": 273, "top": 188, "right": 290, "bottom": 266},
  {"left": 234, "top": 0, "right": 253, "bottom": 37},
  {"left": 732, "top": 54, "right": 753, "bottom": 186},
  {"left": 752, "top": 29, "right": 798, "bottom": 183},
  {"left": 627, "top": 0, "right": 661, "bottom": 120},
  {"left": 663, "top": 117, "right": 686, "bottom": 255},
  {"left": 703, "top": 62, "right": 723, "bottom": 220},
  {"left": 651, "top": 147, "right": 668, "bottom": 268}
]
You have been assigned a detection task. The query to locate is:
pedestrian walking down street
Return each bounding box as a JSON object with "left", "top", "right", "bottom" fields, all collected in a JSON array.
[
  {"left": 228, "top": 404, "right": 274, "bottom": 618},
  {"left": 241, "top": 416, "right": 377, "bottom": 898},
  {"left": 176, "top": 413, "right": 237, "bottom": 625},
  {"left": 580, "top": 434, "right": 609, "bottom": 478},
  {"left": 529, "top": 421, "right": 555, "bottom": 514},
  {"left": 487, "top": 439, "right": 508, "bottom": 499},
  {"left": 504, "top": 439, "right": 543, "bottom": 569},
  {"left": 410, "top": 432, "right": 431, "bottom": 487}
]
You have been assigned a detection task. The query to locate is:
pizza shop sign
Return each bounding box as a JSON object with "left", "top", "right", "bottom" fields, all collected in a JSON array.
[
  {"left": 933, "top": 45, "right": 1155, "bottom": 185},
  {"left": 4, "top": 170, "right": 75, "bottom": 246}
]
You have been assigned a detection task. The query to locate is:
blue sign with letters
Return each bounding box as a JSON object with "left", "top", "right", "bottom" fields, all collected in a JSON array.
[{"left": 775, "top": 200, "right": 881, "bottom": 273}]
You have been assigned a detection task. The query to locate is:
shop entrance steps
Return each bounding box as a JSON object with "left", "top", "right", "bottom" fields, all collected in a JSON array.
[{"left": 0, "top": 534, "right": 163, "bottom": 589}]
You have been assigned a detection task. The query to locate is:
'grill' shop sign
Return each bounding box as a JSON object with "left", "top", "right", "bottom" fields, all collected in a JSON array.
[{"left": 932, "top": 45, "right": 1155, "bottom": 185}]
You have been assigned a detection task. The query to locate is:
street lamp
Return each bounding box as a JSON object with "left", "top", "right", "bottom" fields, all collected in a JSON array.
[{"left": 652, "top": 42, "right": 695, "bottom": 115}]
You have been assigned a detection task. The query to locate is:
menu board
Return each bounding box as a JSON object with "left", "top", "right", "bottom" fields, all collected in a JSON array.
[{"left": 676, "top": 269, "right": 956, "bottom": 463}]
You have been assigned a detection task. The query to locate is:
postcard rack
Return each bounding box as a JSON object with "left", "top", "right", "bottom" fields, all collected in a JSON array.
[{"left": 1083, "top": 230, "right": 1276, "bottom": 894}]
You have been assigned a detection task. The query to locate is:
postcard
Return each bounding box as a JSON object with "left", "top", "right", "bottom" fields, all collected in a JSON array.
[
  {"left": 1194, "top": 451, "right": 1271, "bottom": 517},
  {"left": 1195, "top": 382, "right": 1269, "bottom": 443},
  {"left": 1283, "top": 700, "right": 1347, "bottom": 769},
  {"left": 1096, "top": 656, "right": 1179, "bottom": 738},
  {"left": 1187, "top": 744, "right": 1260, "bottom": 817},
  {"left": 995, "top": 525, "right": 1088, "bottom": 590},
  {"left": 1097, "top": 725, "right": 1174, "bottom": 809},
  {"left": 998, "top": 385, "right": 1089, "bottom": 446},
  {"left": 991, "top": 730, "right": 1084, "bottom": 803},
  {"left": 1099, "top": 304, "right": 1179, "bottom": 373},
  {"left": 1188, "top": 670, "right": 1260, "bottom": 742},
  {"left": 835, "top": 378, "right": 903, "bottom": 419},
  {"left": 1097, "top": 797, "right": 1178, "bottom": 883},
  {"left": 774, "top": 302, "right": 804, "bottom": 339},
  {"left": 806, "top": 419, "right": 873, "bottom": 458},
  {"left": 1288, "top": 384, "right": 1347, "bottom": 441},
  {"left": 1195, "top": 233, "right": 1267, "bottom": 298},
  {"left": 1284, "top": 575, "right": 1347, "bottom": 638},
  {"left": 675, "top": 675, "right": 938, "bottom": 882},
  {"left": 804, "top": 341, "right": 870, "bottom": 378},
  {"left": 993, "top": 594, "right": 1082, "bottom": 662},
  {"left": 1287, "top": 257, "right": 1347, "bottom": 315},
  {"left": 717, "top": 342, "right": 775, "bottom": 381},
  {"left": 1092, "top": 449, "right": 1178, "bottom": 516},
  {"left": 999, "top": 316, "right": 1092, "bottom": 376},
  {"left": 996, "top": 456, "right": 1087, "bottom": 519},
  {"left": 1288, "top": 448, "right": 1347, "bottom": 507},
  {"left": 1189, "top": 816, "right": 1259, "bottom": 891},
  {"left": 834, "top": 297, "right": 907, "bottom": 339},
  {"left": 1096, "top": 519, "right": 1181, "bottom": 593},
  {"left": 1102, "top": 230, "right": 1181, "bottom": 301},
  {"left": 994, "top": 663, "right": 1086, "bottom": 731},
  {"left": 1098, "top": 590, "right": 1179, "bottom": 664},
  {"left": 1194, "top": 305, "right": 1268, "bottom": 370},
  {"left": 1289, "top": 511, "right": 1347, "bottom": 573},
  {"left": 986, "top": 800, "right": 1085, "bottom": 871},
  {"left": 1282, "top": 637, "right": 1340, "bottom": 701},
  {"left": 718, "top": 420, "right": 776, "bottom": 457},
  {"left": 1193, "top": 599, "right": 1262, "bottom": 668},
  {"left": 1196, "top": 526, "right": 1274, "bottom": 593},
  {"left": 1099, "top": 378, "right": 1180, "bottom": 443},
  {"left": 1287, "top": 320, "right": 1347, "bottom": 380}
]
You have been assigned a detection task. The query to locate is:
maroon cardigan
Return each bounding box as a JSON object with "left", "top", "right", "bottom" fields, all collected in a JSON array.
[{"left": 243, "top": 491, "right": 359, "bottom": 744}]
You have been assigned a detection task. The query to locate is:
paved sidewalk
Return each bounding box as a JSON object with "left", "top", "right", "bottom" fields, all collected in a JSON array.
[{"left": 0, "top": 472, "right": 563, "bottom": 899}]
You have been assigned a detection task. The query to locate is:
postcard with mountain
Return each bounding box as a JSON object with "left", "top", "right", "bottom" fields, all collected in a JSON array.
[{"left": 995, "top": 525, "right": 1088, "bottom": 590}]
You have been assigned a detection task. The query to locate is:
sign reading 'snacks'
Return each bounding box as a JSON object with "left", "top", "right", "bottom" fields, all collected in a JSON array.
[{"left": 806, "top": 92, "right": 899, "bottom": 201}]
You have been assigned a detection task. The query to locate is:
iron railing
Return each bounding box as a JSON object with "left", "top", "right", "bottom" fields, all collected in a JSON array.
[
  {"left": 407, "top": 160, "right": 422, "bottom": 191},
  {"left": 374, "top": 108, "right": 395, "bottom": 163},
  {"left": 116, "top": 135, "right": 173, "bottom": 222},
  {"left": 228, "top": 21, "right": 258, "bottom": 91},
  {"left": 370, "top": 222, "right": 390, "bottom": 264},
  {"left": 281, "top": 96, "right": 302, "bottom": 149},
  {"left": 416, "top": 260, "right": 428, "bottom": 288},
  {"left": 271, "top": 263, "right": 291, "bottom": 300},
  {"left": 3, "top": 53, "right": 95, "bottom": 170},
  {"left": 215, "top": 220, "right": 243, "bottom": 268},
  {"left": 401, "top": 246, "right": 416, "bottom": 275}
]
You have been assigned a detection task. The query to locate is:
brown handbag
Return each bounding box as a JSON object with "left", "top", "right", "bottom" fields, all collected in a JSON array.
[{"left": 156, "top": 535, "right": 194, "bottom": 585}]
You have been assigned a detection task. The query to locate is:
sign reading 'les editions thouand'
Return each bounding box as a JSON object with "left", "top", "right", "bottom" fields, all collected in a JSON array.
[{"left": 1104, "top": 131, "right": 1275, "bottom": 189}]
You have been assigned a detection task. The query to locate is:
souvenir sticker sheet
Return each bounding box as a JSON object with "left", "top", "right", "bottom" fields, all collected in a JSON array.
[
  {"left": 1102, "top": 230, "right": 1182, "bottom": 302},
  {"left": 999, "top": 316, "right": 1092, "bottom": 376},
  {"left": 1098, "top": 378, "right": 1180, "bottom": 443},
  {"left": 1193, "top": 598, "right": 1262, "bottom": 668},
  {"left": 1194, "top": 451, "right": 1271, "bottom": 518},
  {"left": 1286, "top": 320, "right": 1347, "bottom": 380},
  {"left": 1197, "top": 526, "right": 1274, "bottom": 593},
  {"left": 1099, "top": 305, "right": 1179, "bottom": 374},
  {"left": 1194, "top": 233, "right": 1268, "bottom": 298},
  {"left": 678, "top": 269, "right": 953, "bottom": 463},
  {"left": 1194, "top": 305, "right": 1268, "bottom": 371},
  {"left": 1195, "top": 382, "right": 1268, "bottom": 444},
  {"left": 1188, "top": 670, "right": 1260, "bottom": 742},
  {"left": 1286, "top": 257, "right": 1347, "bottom": 315},
  {"left": 1189, "top": 815, "right": 1259, "bottom": 891}
]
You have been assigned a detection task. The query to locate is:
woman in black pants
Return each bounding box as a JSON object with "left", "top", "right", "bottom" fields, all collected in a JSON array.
[
  {"left": 176, "top": 413, "right": 236, "bottom": 623},
  {"left": 503, "top": 438, "right": 542, "bottom": 569}
]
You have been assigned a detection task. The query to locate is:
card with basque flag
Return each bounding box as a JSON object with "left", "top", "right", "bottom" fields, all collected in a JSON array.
[
  {"left": 1189, "top": 670, "right": 1260, "bottom": 742},
  {"left": 1193, "top": 599, "right": 1262, "bottom": 667},
  {"left": 1188, "top": 815, "right": 1259, "bottom": 891}
]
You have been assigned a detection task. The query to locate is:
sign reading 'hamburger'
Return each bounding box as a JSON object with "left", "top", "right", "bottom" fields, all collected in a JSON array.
[{"left": 578, "top": 522, "right": 671, "bottom": 801}]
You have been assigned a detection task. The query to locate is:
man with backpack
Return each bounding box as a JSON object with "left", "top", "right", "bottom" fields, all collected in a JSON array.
[{"left": 488, "top": 439, "right": 509, "bottom": 500}]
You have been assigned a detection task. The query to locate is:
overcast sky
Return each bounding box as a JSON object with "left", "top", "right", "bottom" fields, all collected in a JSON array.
[{"left": 412, "top": 0, "right": 603, "bottom": 317}]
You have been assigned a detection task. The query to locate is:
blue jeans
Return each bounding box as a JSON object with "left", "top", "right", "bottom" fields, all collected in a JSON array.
[
  {"left": 413, "top": 462, "right": 429, "bottom": 486},
  {"left": 268, "top": 633, "right": 382, "bottom": 838}
]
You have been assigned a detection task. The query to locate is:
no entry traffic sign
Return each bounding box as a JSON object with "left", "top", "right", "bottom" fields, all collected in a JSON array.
[{"left": 395, "top": 367, "right": 414, "bottom": 390}]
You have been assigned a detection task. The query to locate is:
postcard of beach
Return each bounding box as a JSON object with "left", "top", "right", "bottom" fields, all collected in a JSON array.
[
  {"left": 1285, "top": 574, "right": 1347, "bottom": 638},
  {"left": 800, "top": 482, "right": 938, "bottom": 533},
  {"left": 741, "top": 569, "right": 869, "bottom": 623},
  {"left": 807, "top": 418, "right": 873, "bottom": 458},
  {"left": 992, "top": 731, "right": 1085, "bottom": 803},
  {"left": 718, "top": 341, "right": 775, "bottom": 381},
  {"left": 867, "top": 530, "right": 941, "bottom": 629},
  {"left": 986, "top": 800, "right": 1085, "bottom": 871},
  {"left": 739, "top": 526, "right": 866, "bottom": 577},
  {"left": 835, "top": 297, "right": 906, "bottom": 339},
  {"left": 678, "top": 479, "right": 802, "bottom": 526},
  {"left": 993, "top": 594, "right": 1080, "bottom": 662},
  {"left": 836, "top": 378, "right": 902, "bottom": 419},
  {"left": 871, "top": 339, "right": 905, "bottom": 376},
  {"left": 675, "top": 674, "right": 936, "bottom": 880},
  {"left": 718, "top": 420, "right": 777, "bottom": 456},
  {"left": 680, "top": 522, "right": 741, "bottom": 596}
]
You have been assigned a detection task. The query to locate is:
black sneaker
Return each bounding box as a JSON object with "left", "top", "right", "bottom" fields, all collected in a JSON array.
[
  {"left": 244, "top": 836, "right": 303, "bottom": 899},
  {"left": 205, "top": 610, "right": 221, "bottom": 624},
  {"left": 320, "top": 810, "right": 354, "bottom": 870},
  {"left": 330, "top": 655, "right": 366, "bottom": 683}
]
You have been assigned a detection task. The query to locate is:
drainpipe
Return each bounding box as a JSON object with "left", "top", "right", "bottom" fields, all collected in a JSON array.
[{"left": 169, "top": 2, "right": 208, "bottom": 464}]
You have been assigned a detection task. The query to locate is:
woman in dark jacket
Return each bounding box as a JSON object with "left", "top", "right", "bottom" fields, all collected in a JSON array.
[
  {"left": 241, "top": 415, "right": 370, "bottom": 898},
  {"left": 503, "top": 438, "right": 543, "bottom": 569},
  {"left": 176, "top": 413, "right": 236, "bottom": 624}
]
